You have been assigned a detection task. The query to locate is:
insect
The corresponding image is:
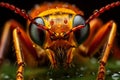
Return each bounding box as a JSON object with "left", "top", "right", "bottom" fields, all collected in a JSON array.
[{"left": 0, "top": 1, "right": 120, "bottom": 80}]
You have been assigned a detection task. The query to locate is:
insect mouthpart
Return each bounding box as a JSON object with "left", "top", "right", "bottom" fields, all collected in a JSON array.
[
  {"left": 52, "top": 46, "right": 68, "bottom": 66},
  {"left": 46, "top": 41, "right": 75, "bottom": 67}
]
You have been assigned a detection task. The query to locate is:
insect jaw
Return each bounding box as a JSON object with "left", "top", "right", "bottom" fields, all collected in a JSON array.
[{"left": 45, "top": 40, "right": 76, "bottom": 68}]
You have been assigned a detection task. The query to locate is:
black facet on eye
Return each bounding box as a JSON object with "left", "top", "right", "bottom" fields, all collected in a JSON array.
[
  {"left": 29, "top": 17, "right": 45, "bottom": 46},
  {"left": 73, "top": 15, "right": 90, "bottom": 44}
]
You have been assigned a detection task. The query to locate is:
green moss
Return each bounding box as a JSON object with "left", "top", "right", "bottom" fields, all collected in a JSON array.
[{"left": 0, "top": 58, "right": 120, "bottom": 80}]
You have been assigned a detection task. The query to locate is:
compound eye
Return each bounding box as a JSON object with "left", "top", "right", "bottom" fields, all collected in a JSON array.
[
  {"left": 73, "top": 15, "right": 85, "bottom": 27},
  {"left": 29, "top": 17, "right": 45, "bottom": 46},
  {"left": 73, "top": 15, "right": 90, "bottom": 44}
]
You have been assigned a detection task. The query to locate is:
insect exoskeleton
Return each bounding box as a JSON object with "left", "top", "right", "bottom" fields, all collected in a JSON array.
[{"left": 27, "top": 2, "right": 90, "bottom": 67}]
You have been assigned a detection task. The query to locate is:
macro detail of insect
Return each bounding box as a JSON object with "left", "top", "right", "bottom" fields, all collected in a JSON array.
[{"left": 0, "top": 1, "right": 120, "bottom": 80}]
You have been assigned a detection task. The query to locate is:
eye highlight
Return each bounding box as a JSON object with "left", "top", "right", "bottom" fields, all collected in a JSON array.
[
  {"left": 73, "top": 15, "right": 85, "bottom": 27},
  {"left": 73, "top": 15, "right": 90, "bottom": 44},
  {"left": 29, "top": 17, "right": 46, "bottom": 46},
  {"left": 34, "top": 17, "right": 45, "bottom": 26}
]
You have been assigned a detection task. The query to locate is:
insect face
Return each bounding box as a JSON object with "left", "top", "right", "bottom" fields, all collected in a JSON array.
[{"left": 28, "top": 4, "right": 90, "bottom": 67}]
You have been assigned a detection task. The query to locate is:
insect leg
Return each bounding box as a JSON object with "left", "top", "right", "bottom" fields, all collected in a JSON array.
[
  {"left": 13, "top": 28, "right": 25, "bottom": 80},
  {"left": 84, "top": 20, "right": 116, "bottom": 57},
  {"left": 45, "top": 49, "right": 57, "bottom": 68},
  {"left": 0, "top": 20, "right": 43, "bottom": 79},
  {"left": 78, "top": 20, "right": 117, "bottom": 79},
  {"left": 0, "top": 21, "right": 11, "bottom": 65},
  {"left": 96, "top": 22, "right": 117, "bottom": 80}
]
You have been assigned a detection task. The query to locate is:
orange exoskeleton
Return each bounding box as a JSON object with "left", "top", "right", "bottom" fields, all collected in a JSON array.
[{"left": 0, "top": 1, "right": 120, "bottom": 80}]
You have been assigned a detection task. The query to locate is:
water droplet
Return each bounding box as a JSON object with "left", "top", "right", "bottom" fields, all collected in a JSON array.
[
  {"left": 0, "top": 73, "right": 10, "bottom": 79},
  {"left": 118, "top": 72, "right": 120, "bottom": 74},
  {"left": 75, "top": 72, "right": 79, "bottom": 75},
  {"left": 4, "top": 75, "right": 10, "bottom": 79},
  {"left": 49, "top": 78, "right": 53, "bottom": 80},
  {"left": 78, "top": 74, "right": 84, "bottom": 77},
  {"left": 116, "top": 60, "right": 120, "bottom": 66},
  {"left": 112, "top": 73, "right": 120, "bottom": 80},
  {"left": 91, "top": 72, "right": 96, "bottom": 76},
  {"left": 80, "top": 66, "right": 86, "bottom": 71},
  {"left": 106, "top": 69, "right": 111, "bottom": 75},
  {"left": 47, "top": 71, "right": 53, "bottom": 76},
  {"left": 66, "top": 75, "right": 70, "bottom": 78},
  {"left": 90, "top": 58, "right": 97, "bottom": 64}
]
